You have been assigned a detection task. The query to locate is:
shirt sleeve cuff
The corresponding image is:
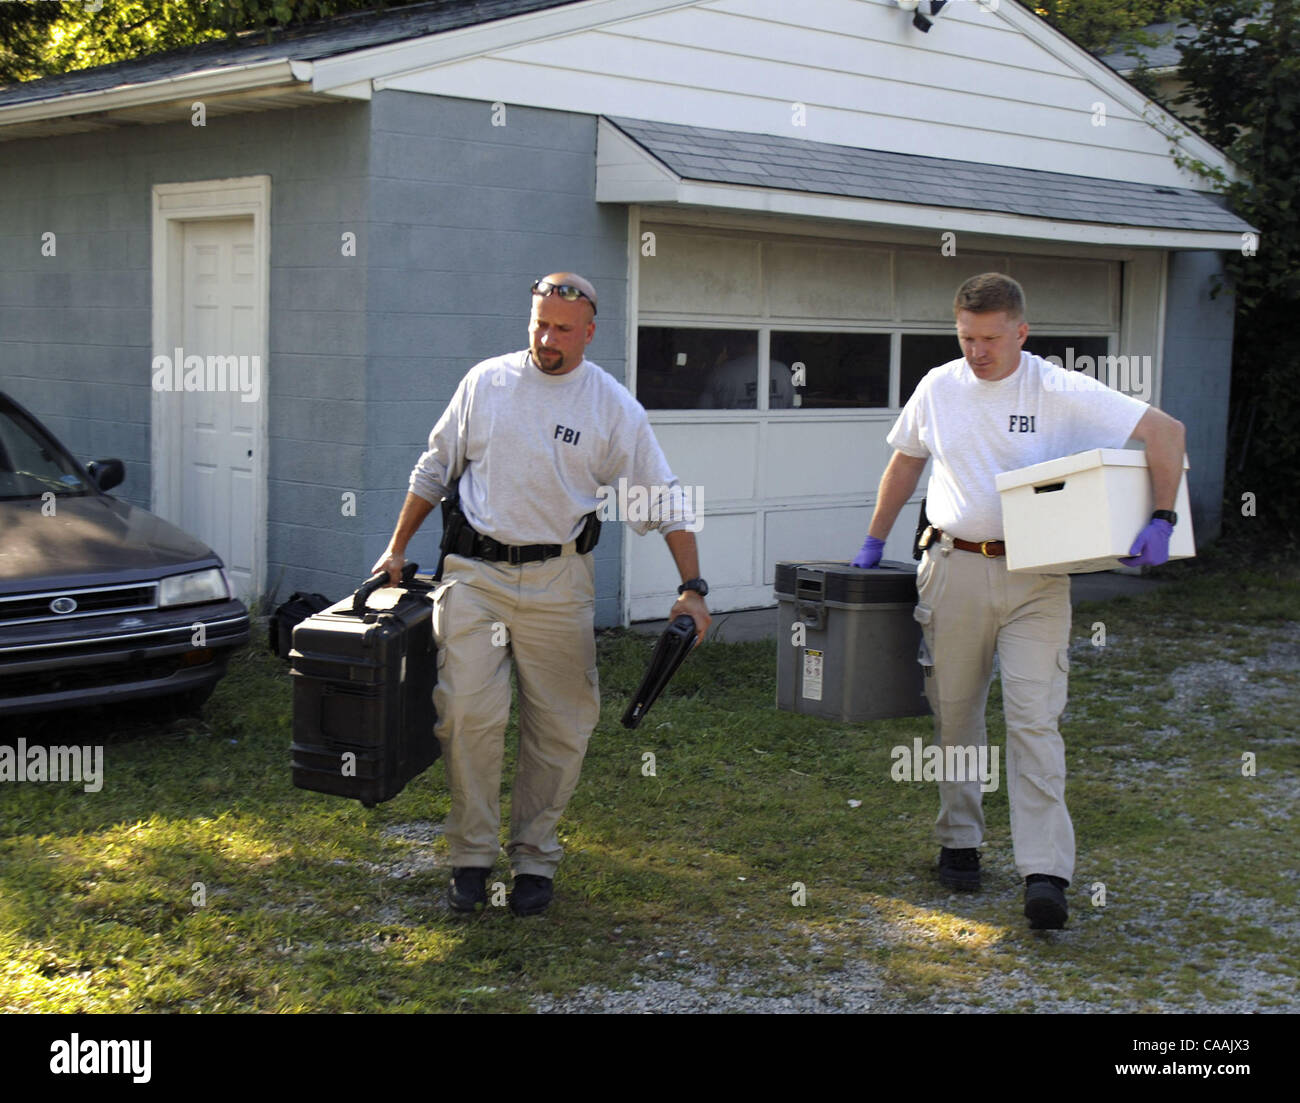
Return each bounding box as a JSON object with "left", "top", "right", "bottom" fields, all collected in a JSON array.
[{"left": 408, "top": 467, "right": 447, "bottom": 506}]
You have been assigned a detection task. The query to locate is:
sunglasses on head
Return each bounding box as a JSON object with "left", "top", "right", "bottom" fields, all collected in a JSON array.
[{"left": 531, "top": 278, "right": 596, "bottom": 314}]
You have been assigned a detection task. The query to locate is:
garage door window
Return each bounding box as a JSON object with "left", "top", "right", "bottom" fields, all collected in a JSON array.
[
  {"left": 637, "top": 326, "right": 761, "bottom": 409},
  {"left": 770, "top": 331, "right": 890, "bottom": 409},
  {"left": 1023, "top": 335, "right": 1111, "bottom": 377},
  {"left": 900, "top": 333, "right": 1113, "bottom": 405},
  {"left": 638, "top": 327, "right": 891, "bottom": 410}
]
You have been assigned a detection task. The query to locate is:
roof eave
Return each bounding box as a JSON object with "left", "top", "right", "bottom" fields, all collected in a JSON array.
[
  {"left": 0, "top": 58, "right": 353, "bottom": 138},
  {"left": 617, "top": 179, "right": 1250, "bottom": 250},
  {"left": 597, "top": 118, "right": 1255, "bottom": 248}
]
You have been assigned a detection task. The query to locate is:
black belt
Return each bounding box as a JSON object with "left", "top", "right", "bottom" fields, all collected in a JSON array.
[{"left": 471, "top": 532, "right": 567, "bottom": 565}]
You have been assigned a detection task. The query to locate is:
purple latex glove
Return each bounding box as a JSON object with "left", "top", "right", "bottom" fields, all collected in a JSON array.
[
  {"left": 1122, "top": 518, "right": 1173, "bottom": 566},
  {"left": 851, "top": 534, "right": 885, "bottom": 569}
]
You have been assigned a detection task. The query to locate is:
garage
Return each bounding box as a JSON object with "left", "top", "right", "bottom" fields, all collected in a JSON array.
[
  {"left": 0, "top": 0, "right": 1248, "bottom": 621},
  {"left": 623, "top": 215, "right": 1154, "bottom": 618}
]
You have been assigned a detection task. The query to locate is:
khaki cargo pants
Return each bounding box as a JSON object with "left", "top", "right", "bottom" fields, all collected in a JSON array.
[
  {"left": 915, "top": 534, "right": 1074, "bottom": 882},
  {"left": 431, "top": 550, "right": 600, "bottom": 878}
]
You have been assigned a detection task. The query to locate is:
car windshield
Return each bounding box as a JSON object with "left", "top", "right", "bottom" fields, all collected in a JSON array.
[{"left": 0, "top": 405, "right": 94, "bottom": 500}]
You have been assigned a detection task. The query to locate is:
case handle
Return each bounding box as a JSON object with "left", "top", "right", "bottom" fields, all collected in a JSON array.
[{"left": 352, "top": 561, "right": 418, "bottom": 616}]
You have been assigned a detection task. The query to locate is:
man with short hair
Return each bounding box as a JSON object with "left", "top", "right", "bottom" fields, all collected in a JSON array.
[
  {"left": 373, "top": 272, "right": 710, "bottom": 917},
  {"left": 851, "top": 272, "right": 1185, "bottom": 928}
]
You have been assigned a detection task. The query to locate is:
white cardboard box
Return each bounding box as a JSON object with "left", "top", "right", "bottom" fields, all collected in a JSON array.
[{"left": 995, "top": 448, "right": 1194, "bottom": 574}]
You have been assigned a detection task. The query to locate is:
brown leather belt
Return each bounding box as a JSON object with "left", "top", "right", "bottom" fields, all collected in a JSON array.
[{"left": 931, "top": 529, "right": 1006, "bottom": 558}]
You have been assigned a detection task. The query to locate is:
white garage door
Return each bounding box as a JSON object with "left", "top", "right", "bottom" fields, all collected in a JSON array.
[{"left": 626, "top": 221, "right": 1123, "bottom": 620}]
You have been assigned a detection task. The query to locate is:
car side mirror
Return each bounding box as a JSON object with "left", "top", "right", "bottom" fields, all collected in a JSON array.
[{"left": 87, "top": 458, "right": 125, "bottom": 492}]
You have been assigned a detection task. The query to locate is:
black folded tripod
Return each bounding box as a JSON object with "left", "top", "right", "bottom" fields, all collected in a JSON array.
[{"left": 621, "top": 614, "right": 699, "bottom": 729}]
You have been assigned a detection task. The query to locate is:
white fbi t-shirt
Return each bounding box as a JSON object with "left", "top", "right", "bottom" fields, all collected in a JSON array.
[
  {"left": 408, "top": 350, "right": 692, "bottom": 546},
  {"left": 888, "top": 351, "right": 1150, "bottom": 542}
]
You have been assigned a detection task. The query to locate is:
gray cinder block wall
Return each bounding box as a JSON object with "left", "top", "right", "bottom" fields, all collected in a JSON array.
[
  {"left": 361, "top": 92, "right": 630, "bottom": 626},
  {"left": 0, "top": 99, "right": 375, "bottom": 595},
  {"left": 0, "top": 93, "right": 633, "bottom": 625}
]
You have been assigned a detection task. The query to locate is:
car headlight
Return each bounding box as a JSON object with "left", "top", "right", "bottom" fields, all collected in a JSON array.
[{"left": 159, "top": 568, "right": 230, "bottom": 607}]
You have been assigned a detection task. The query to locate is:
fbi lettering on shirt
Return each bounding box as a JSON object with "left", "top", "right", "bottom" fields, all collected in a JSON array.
[
  {"left": 554, "top": 423, "right": 582, "bottom": 446},
  {"left": 1008, "top": 415, "right": 1037, "bottom": 433}
]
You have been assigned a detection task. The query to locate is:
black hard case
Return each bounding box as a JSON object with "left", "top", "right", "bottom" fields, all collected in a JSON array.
[{"left": 290, "top": 566, "right": 440, "bottom": 806}]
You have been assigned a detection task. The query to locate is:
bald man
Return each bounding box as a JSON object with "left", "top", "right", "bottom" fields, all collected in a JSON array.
[{"left": 374, "top": 273, "right": 710, "bottom": 917}]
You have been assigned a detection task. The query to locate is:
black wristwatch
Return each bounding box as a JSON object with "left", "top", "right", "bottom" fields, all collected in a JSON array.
[
  {"left": 1151, "top": 509, "right": 1178, "bottom": 526},
  {"left": 677, "top": 578, "right": 709, "bottom": 598}
]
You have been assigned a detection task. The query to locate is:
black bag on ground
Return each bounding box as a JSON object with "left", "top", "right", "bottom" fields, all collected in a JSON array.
[
  {"left": 268, "top": 592, "right": 333, "bottom": 660},
  {"left": 289, "top": 563, "right": 440, "bottom": 807}
]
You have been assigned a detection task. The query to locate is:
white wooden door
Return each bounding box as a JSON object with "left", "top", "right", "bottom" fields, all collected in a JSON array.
[{"left": 178, "top": 217, "right": 258, "bottom": 600}]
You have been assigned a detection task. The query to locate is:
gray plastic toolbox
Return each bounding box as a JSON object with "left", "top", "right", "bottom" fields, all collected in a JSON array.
[{"left": 774, "top": 560, "right": 929, "bottom": 722}]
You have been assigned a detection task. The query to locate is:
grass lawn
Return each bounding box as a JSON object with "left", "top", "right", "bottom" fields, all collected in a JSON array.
[{"left": 2, "top": 546, "right": 1297, "bottom": 1013}]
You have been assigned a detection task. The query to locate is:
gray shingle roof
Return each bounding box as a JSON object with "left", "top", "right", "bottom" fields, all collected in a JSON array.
[
  {"left": 1097, "top": 22, "right": 1194, "bottom": 72},
  {"left": 0, "top": 0, "right": 581, "bottom": 108},
  {"left": 606, "top": 116, "right": 1252, "bottom": 234},
  {"left": 1095, "top": 9, "right": 1264, "bottom": 74}
]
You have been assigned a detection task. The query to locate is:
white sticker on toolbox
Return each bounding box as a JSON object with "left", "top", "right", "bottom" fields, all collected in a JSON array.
[{"left": 802, "top": 649, "right": 824, "bottom": 701}]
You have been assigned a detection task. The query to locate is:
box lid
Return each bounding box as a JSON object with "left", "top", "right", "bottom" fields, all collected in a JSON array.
[
  {"left": 774, "top": 560, "right": 918, "bottom": 604},
  {"left": 994, "top": 447, "right": 1190, "bottom": 493}
]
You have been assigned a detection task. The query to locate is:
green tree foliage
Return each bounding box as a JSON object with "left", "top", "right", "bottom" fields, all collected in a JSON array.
[
  {"left": 1039, "top": 0, "right": 1299, "bottom": 538},
  {"left": 0, "top": 0, "right": 415, "bottom": 85},
  {"left": 1172, "top": 0, "right": 1300, "bottom": 538},
  {"left": 1033, "top": 2, "right": 1193, "bottom": 101},
  {"left": 1032, "top": 0, "right": 1190, "bottom": 53}
]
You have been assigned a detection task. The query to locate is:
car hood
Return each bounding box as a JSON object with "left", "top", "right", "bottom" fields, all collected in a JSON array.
[{"left": 0, "top": 494, "right": 221, "bottom": 594}]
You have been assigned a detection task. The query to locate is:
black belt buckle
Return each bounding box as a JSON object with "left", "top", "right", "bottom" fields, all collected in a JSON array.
[{"left": 507, "top": 544, "right": 524, "bottom": 566}]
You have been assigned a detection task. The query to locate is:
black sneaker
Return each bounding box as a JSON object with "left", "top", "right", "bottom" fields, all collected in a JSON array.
[
  {"left": 1024, "top": 874, "right": 1069, "bottom": 929},
  {"left": 448, "top": 866, "right": 490, "bottom": 914},
  {"left": 937, "top": 847, "right": 981, "bottom": 891},
  {"left": 508, "top": 873, "right": 554, "bottom": 917}
]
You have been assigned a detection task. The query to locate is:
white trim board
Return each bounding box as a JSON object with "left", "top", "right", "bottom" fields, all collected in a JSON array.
[
  {"left": 636, "top": 204, "right": 1171, "bottom": 260},
  {"left": 0, "top": 61, "right": 305, "bottom": 129},
  {"left": 621, "top": 203, "right": 644, "bottom": 630},
  {"left": 625, "top": 180, "right": 1243, "bottom": 251}
]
